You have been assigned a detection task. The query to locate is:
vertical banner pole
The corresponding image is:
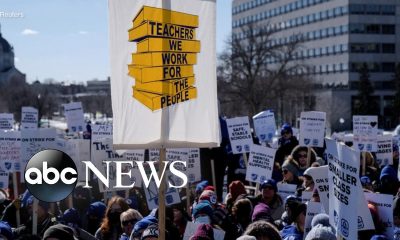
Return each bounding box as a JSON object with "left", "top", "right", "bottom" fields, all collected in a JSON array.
[
  {"left": 158, "top": 148, "right": 167, "bottom": 240},
  {"left": 68, "top": 195, "right": 73, "bottom": 209},
  {"left": 32, "top": 198, "right": 38, "bottom": 235},
  {"left": 125, "top": 190, "right": 129, "bottom": 199},
  {"left": 362, "top": 152, "right": 366, "bottom": 176},
  {"left": 12, "top": 172, "right": 20, "bottom": 226},
  {"left": 186, "top": 183, "right": 191, "bottom": 216},
  {"left": 210, "top": 159, "right": 217, "bottom": 195}
]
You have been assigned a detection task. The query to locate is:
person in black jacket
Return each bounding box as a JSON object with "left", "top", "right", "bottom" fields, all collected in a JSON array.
[{"left": 275, "top": 124, "right": 299, "bottom": 166}]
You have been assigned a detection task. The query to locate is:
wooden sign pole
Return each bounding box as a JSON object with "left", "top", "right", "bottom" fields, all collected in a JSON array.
[
  {"left": 307, "top": 147, "right": 311, "bottom": 168},
  {"left": 12, "top": 172, "right": 20, "bottom": 226},
  {"left": 32, "top": 198, "right": 38, "bottom": 235},
  {"left": 158, "top": 148, "right": 167, "bottom": 240},
  {"left": 362, "top": 152, "right": 366, "bottom": 176},
  {"left": 210, "top": 159, "right": 217, "bottom": 194}
]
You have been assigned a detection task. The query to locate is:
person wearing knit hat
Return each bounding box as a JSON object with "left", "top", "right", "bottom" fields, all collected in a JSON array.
[
  {"left": 302, "top": 167, "right": 315, "bottom": 192},
  {"left": 281, "top": 159, "right": 302, "bottom": 187},
  {"left": 199, "top": 190, "right": 218, "bottom": 206},
  {"left": 204, "top": 186, "right": 215, "bottom": 192},
  {"left": 193, "top": 201, "right": 214, "bottom": 224},
  {"left": 226, "top": 180, "right": 247, "bottom": 214},
  {"left": 305, "top": 224, "right": 335, "bottom": 240},
  {"left": 0, "top": 221, "right": 13, "bottom": 240},
  {"left": 130, "top": 215, "right": 158, "bottom": 239},
  {"left": 196, "top": 181, "right": 209, "bottom": 195},
  {"left": 311, "top": 213, "right": 330, "bottom": 228},
  {"left": 379, "top": 165, "right": 399, "bottom": 195},
  {"left": 86, "top": 201, "right": 106, "bottom": 234},
  {"left": 251, "top": 202, "right": 273, "bottom": 222},
  {"left": 255, "top": 179, "right": 285, "bottom": 222},
  {"left": 244, "top": 221, "right": 282, "bottom": 240},
  {"left": 43, "top": 224, "right": 77, "bottom": 240},
  {"left": 190, "top": 224, "right": 214, "bottom": 240},
  {"left": 281, "top": 201, "right": 307, "bottom": 240},
  {"left": 275, "top": 123, "right": 299, "bottom": 165},
  {"left": 141, "top": 224, "right": 161, "bottom": 240}
]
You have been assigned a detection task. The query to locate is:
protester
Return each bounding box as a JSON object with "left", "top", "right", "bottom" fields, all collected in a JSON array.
[
  {"left": 251, "top": 202, "right": 273, "bottom": 223},
  {"left": 280, "top": 201, "right": 306, "bottom": 240},
  {"left": 379, "top": 165, "right": 400, "bottom": 195},
  {"left": 43, "top": 224, "right": 76, "bottom": 240},
  {"left": 129, "top": 214, "right": 157, "bottom": 240},
  {"left": 172, "top": 203, "right": 191, "bottom": 239},
  {"left": 301, "top": 167, "right": 316, "bottom": 192},
  {"left": 192, "top": 201, "right": 214, "bottom": 224},
  {"left": 243, "top": 220, "right": 282, "bottom": 240},
  {"left": 255, "top": 179, "right": 284, "bottom": 222},
  {"left": 0, "top": 221, "right": 13, "bottom": 240},
  {"left": 394, "top": 196, "right": 400, "bottom": 239},
  {"left": 190, "top": 223, "right": 214, "bottom": 240},
  {"left": 119, "top": 209, "right": 143, "bottom": 240},
  {"left": 275, "top": 123, "right": 299, "bottom": 165},
  {"left": 140, "top": 223, "right": 161, "bottom": 240},
  {"left": 288, "top": 146, "right": 317, "bottom": 175},
  {"left": 86, "top": 201, "right": 106, "bottom": 235},
  {"left": 305, "top": 224, "right": 335, "bottom": 240},
  {"left": 226, "top": 180, "right": 247, "bottom": 213},
  {"left": 95, "top": 196, "right": 129, "bottom": 240},
  {"left": 280, "top": 160, "right": 302, "bottom": 187},
  {"left": 231, "top": 198, "right": 253, "bottom": 233}
]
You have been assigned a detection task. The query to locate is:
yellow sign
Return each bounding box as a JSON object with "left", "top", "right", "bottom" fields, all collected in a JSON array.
[{"left": 128, "top": 6, "right": 200, "bottom": 111}]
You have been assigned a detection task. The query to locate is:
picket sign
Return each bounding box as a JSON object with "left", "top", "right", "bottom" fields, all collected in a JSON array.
[
  {"left": 277, "top": 183, "right": 297, "bottom": 203},
  {"left": 304, "top": 201, "right": 323, "bottom": 240},
  {"left": 376, "top": 135, "right": 393, "bottom": 167},
  {"left": 353, "top": 115, "right": 378, "bottom": 152},
  {"left": 364, "top": 192, "right": 394, "bottom": 238},
  {"left": 306, "top": 165, "right": 329, "bottom": 213},
  {"left": 12, "top": 173, "right": 20, "bottom": 226},
  {"left": 226, "top": 117, "right": 253, "bottom": 154}
]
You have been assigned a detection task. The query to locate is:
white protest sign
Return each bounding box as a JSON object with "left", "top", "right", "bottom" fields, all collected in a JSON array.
[
  {"left": 376, "top": 135, "right": 393, "bottom": 167},
  {"left": 301, "top": 191, "right": 313, "bottom": 203},
  {"left": 364, "top": 192, "right": 394, "bottom": 238},
  {"left": 299, "top": 111, "right": 326, "bottom": 147},
  {"left": 0, "top": 131, "right": 21, "bottom": 172},
  {"left": 327, "top": 140, "right": 374, "bottom": 240},
  {"left": 0, "top": 171, "right": 9, "bottom": 189},
  {"left": 253, "top": 110, "right": 276, "bottom": 143},
  {"left": 63, "top": 102, "right": 85, "bottom": 132},
  {"left": 21, "top": 107, "right": 38, "bottom": 129},
  {"left": 166, "top": 148, "right": 189, "bottom": 187},
  {"left": 77, "top": 139, "right": 91, "bottom": 182},
  {"left": 245, "top": 145, "right": 276, "bottom": 183},
  {"left": 353, "top": 115, "right": 378, "bottom": 152},
  {"left": 149, "top": 149, "right": 160, "bottom": 161},
  {"left": 306, "top": 165, "right": 329, "bottom": 213},
  {"left": 187, "top": 148, "right": 201, "bottom": 183},
  {"left": 277, "top": 183, "right": 297, "bottom": 203},
  {"left": 124, "top": 150, "right": 145, "bottom": 187},
  {"left": 144, "top": 179, "right": 181, "bottom": 210},
  {"left": 183, "top": 222, "right": 225, "bottom": 240},
  {"left": 20, "top": 128, "right": 56, "bottom": 169},
  {"left": 226, "top": 117, "right": 253, "bottom": 154},
  {"left": 0, "top": 114, "right": 14, "bottom": 130},
  {"left": 91, "top": 138, "right": 132, "bottom": 192},
  {"left": 109, "top": 0, "right": 219, "bottom": 149},
  {"left": 304, "top": 201, "right": 324, "bottom": 240},
  {"left": 91, "top": 124, "right": 113, "bottom": 141}
]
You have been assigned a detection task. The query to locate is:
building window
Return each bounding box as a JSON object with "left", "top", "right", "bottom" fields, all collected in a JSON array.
[
  {"left": 382, "top": 25, "right": 395, "bottom": 34},
  {"left": 365, "top": 5, "right": 380, "bottom": 15},
  {"left": 365, "top": 43, "right": 379, "bottom": 53},
  {"left": 349, "top": 4, "right": 365, "bottom": 14},
  {"left": 365, "top": 24, "right": 380, "bottom": 34},
  {"left": 382, "top": 43, "right": 395, "bottom": 53},
  {"left": 381, "top": 5, "right": 395, "bottom": 15},
  {"left": 382, "top": 62, "right": 395, "bottom": 72}
]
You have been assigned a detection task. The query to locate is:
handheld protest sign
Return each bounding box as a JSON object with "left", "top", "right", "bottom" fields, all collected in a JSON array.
[
  {"left": 0, "top": 113, "right": 14, "bottom": 130},
  {"left": 353, "top": 115, "right": 378, "bottom": 152},
  {"left": 299, "top": 111, "right": 326, "bottom": 148},
  {"left": 376, "top": 135, "right": 393, "bottom": 167},
  {"left": 63, "top": 102, "right": 85, "bottom": 133},
  {"left": 245, "top": 144, "right": 276, "bottom": 184},
  {"left": 21, "top": 107, "right": 38, "bottom": 129},
  {"left": 226, "top": 117, "right": 253, "bottom": 154},
  {"left": 252, "top": 110, "right": 277, "bottom": 143}
]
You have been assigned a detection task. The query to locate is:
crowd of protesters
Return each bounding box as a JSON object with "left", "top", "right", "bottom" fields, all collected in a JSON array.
[{"left": 0, "top": 122, "right": 398, "bottom": 239}]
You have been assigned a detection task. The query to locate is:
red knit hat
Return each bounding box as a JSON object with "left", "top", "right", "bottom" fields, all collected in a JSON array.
[
  {"left": 190, "top": 224, "right": 214, "bottom": 240},
  {"left": 229, "top": 180, "right": 246, "bottom": 201}
]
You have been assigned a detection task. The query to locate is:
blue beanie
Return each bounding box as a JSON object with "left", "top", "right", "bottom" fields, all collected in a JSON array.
[
  {"left": 192, "top": 201, "right": 213, "bottom": 218},
  {"left": 0, "top": 221, "right": 13, "bottom": 240},
  {"left": 87, "top": 201, "right": 106, "bottom": 219},
  {"left": 370, "top": 235, "right": 389, "bottom": 240},
  {"left": 259, "top": 179, "right": 277, "bottom": 192},
  {"left": 132, "top": 215, "right": 158, "bottom": 238},
  {"left": 196, "top": 180, "right": 209, "bottom": 194},
  {"left": 62, "top": 208, "right": 81, "bottom": 226},
  {"left": 380, "top": 165, "right": 397, "bottom": 182},
  {"left": 281, "top": 123, "right": 293, "bottom": 135}
]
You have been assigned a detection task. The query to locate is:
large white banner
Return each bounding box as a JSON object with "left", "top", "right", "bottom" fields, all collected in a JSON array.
[
  {"left": 376, "top": 135, "right": 393, "bottom": 167},
  {"left": 0, "top": 114, "right": 14, "bottom": 130},
  {"left": 353, "top": 115, "right": 378, "bottom": 152},
  {"left": 0, "top": 131, "right": 21, "bottom": 172},
  {"left": 63, "top": 102, "right": 85, "bottom": 133},
  {"left": 299, "top": 111, "right": 326, "bottom": 148},
  {"left": 109, "top": 0, "right": 220, "bottom": 149},
  {"left": 226, "top": 117, "right": 253, "bottom": 154},
  {"left": 326, "top": 139, "right": 374, "bottom": 240},
  {"left": 21, "top": 107, "right": 38, "bottom": 129},
  {"left": 252, "top": 110, "right": 276, "bottom": 143},
  {"left": 245, "top": 145, "right": 276, "bottom": 183}
]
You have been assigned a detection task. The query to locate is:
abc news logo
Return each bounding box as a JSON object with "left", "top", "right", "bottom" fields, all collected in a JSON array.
[{"left": 24, "top": 149, "right": 188, "bottom": 202}]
